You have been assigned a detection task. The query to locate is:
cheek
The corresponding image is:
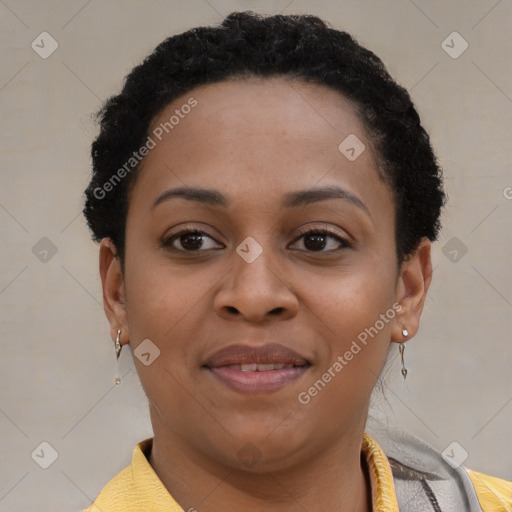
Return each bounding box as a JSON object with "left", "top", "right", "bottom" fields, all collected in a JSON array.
[
  {"left": 301, "top": 262, "right": 397, "bottom": 385},
  {"left": 122, "top": 257, "right": 212, "bottom": 413},
  {"left": 307, "top": 258, "right": 397, "bottom": 334},
  {"left": 124, "top": 251, "right": 217, "bottom": 343}
]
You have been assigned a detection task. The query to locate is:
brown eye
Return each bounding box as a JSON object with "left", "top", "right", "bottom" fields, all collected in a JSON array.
[
  {"left": 291, "top": 229, "right": 349, "bottom": 252},
  {"left": 304, "top": 232, "right": 329, "bottom": 251},
  {"left": 162, "top": 229, "right": 224, "bottom": 252}
]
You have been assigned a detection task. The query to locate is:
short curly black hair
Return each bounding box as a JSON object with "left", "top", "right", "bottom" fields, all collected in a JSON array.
[{"left": 83, "top": 11, "right": 445, "bottom": 267}]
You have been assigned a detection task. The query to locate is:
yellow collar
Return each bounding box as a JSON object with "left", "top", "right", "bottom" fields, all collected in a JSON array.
[
  {"left": 85, "top": 433, "right": 399, "bottom": 511},
  {"left": 362, "top": 434, "right": 400, "bottom": 511}
]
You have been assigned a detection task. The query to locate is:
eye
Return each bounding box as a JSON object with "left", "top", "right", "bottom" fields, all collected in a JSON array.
[
  {"left": 162, "top": 228, "right": 224, "bottom": 252},
  {"left": 290, "top": 228, "right": 350, "bottom": 252}
]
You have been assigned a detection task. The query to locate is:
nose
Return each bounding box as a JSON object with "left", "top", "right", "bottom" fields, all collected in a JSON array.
[{"left": 213, "top": 247, "right": 299, "bottom": 323}]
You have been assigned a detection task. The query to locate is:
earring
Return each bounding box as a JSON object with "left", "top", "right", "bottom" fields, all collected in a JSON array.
[
  {"left": 399, "top": 328, "right": 408, "bottom": 381},
  {"left": 114, "top": 329, "right": 122, "bottom": 385},
  {"left": 115, "top": 329, "right": 122, "bottom": 359}
]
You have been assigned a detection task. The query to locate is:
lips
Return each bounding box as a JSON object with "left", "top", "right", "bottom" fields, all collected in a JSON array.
[
  {"left": 228, "top": 362, "right": 297, "bottom": 372},
  {"left": 203, "top": 343, "right": 311, "bottom": 393}
]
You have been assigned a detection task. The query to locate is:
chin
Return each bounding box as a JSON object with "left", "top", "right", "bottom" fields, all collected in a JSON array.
[{"left": 207, "top": 430, "right": 311, "bottom": 474}]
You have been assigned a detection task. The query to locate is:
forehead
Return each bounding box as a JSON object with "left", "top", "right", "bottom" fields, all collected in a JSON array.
[
  {"left": 147, "top": 76, "right": 366, "bottom": 162},
  {"left": 129, "top": 76, "right": 392, "bottom": 222}
]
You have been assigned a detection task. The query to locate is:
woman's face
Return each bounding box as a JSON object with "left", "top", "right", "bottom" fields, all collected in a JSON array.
[{"left": 101, "top": 76, "right": 431, "bottom": 472}]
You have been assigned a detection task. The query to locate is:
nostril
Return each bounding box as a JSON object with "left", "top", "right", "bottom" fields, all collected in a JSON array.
[
  {"left": 270, "top": 307, "right": 285, "bottom": 315},
  {"left": 226, "top": 306, "right": 239, "bottom": 314}
]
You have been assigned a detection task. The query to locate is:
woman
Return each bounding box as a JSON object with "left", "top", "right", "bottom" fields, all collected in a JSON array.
[{"left": 82, "top": 11, "right": 511, "bottom": 512}]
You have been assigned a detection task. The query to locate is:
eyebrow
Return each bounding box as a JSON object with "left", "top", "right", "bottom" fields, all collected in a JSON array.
[
  {"left": 152, "top": 185, "right": 370, "bottom": 216},
  {"left": 152, "top": 187, "right": 230, "bottom": 209},
  {"left": 283, "top": 186, "right": 369, "bottom": 215}
]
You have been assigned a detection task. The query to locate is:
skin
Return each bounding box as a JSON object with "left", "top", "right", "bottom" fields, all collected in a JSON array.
[{"left": 99, "top": 76, "right": 432, "bottom": 512}]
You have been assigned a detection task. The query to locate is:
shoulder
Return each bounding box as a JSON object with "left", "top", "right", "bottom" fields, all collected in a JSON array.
[
  {"left": 80, "top": 466, "right": 135, "bottom": 512},
  {"left": 365, "top": 424, "right": 511, "bottom": 512},
  {"left": 80, "top": 438, "right": 183, "bottom": 512},
  {"left": 465, "top": 468, "right": 512, "bottom": 512}
]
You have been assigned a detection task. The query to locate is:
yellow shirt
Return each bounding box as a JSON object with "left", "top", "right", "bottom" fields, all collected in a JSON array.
[{"left": 83, "top": 434, "right": 511, "bottom": 512}]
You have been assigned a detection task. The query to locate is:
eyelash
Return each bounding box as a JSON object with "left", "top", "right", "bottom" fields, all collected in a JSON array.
[{"left": 162, "top": 226, "right": 350, "bottom": 253}]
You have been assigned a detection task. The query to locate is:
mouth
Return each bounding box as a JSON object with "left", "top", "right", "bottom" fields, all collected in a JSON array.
[{"left": 202, "top": 343, "right": 312, "bottom": 393}]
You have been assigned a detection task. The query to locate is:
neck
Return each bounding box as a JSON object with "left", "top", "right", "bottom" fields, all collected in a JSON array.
[{"left": 148, "top": 415, "right": 372, "bottom": 512}]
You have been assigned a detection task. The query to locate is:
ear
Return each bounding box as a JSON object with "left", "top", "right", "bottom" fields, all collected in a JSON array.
[
  {"left": 99, "top": 238, "right": 130, "bottom": 346},
  {"left": 391, "top": 237, "right": 433, "bottom": 343}
]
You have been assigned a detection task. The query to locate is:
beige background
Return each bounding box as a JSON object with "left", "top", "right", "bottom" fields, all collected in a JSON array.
[{"left": 0, "top": 1, "right": 511, "bottom": 510}]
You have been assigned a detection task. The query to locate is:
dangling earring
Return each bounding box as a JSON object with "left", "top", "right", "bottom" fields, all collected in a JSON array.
[
  {"left": 114, "top": 329, "right": 122, "bottom": 385},
  {"left": 115, "top": 328, "right": 122, "bottom": 359},
  {"left": 399, "top": 328, "right": 408, "bottom": 381}
]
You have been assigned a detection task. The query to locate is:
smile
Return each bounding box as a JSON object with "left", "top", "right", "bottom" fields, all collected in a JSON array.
[
  {"left": 229, "top": 363, "right": 297, "bottom": 371},
  {"left": 203, "top": 343, "right": 312, "bottom": 393}
]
